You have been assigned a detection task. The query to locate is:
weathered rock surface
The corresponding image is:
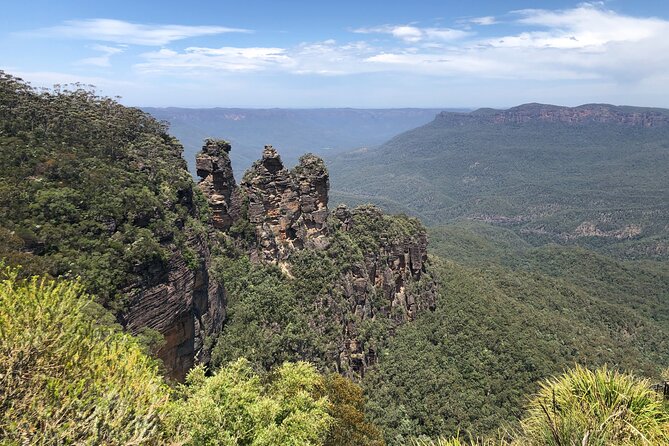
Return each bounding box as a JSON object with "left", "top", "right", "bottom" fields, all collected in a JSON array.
[
  {"left": 197, "top": 143, "right": 437, "bottom": 377},
  {"left": 332, "top": 205, "right": 436, "bottom": 376},
  {"left": 240, "top": 145, "right": 330, "bottom": 262},
  {"left": 196, "top": 139, "right": 240, "bottom": 231}
]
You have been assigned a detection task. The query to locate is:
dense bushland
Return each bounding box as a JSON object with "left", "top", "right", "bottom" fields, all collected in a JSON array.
[
  {"left": 0, "top": 71, "right": 207, "bottom": 310},
  {"left": 0, "top": 268, "right": 170, "bottom": 444}
]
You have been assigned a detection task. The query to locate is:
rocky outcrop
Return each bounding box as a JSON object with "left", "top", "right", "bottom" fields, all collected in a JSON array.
[
  {"left": 196, "top": 139, "right": 240, "bottom": 231},
  {"left": 439, "top": 103, "right": 669, "bottom": 127},
  {"left": 197, "top": 143, "right": 437, "bottom": 378},
  {"left": 333, "top": 205, "right": 436, "bottom": 376},
  {"left": 240, "top": 145, "right": 329, "bottom": 262}
]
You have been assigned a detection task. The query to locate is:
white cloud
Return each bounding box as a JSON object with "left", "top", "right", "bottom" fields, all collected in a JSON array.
[
  {"left": 78, "top": 44, "right": 124, "bottom": 67},
  {"left": 492, "top": 4, "right": 666, "bottom": 49},
  {"left": 353, "top": 24, "right": 472, "bottom": 43},
  {"left": 29, "top": 18, "right": 250, "bottom": 46},
  {"left": 469, "top": 16, "right": 498, "bottom": 26},
  {"left": 351, "top": 4, "right": 669, "bottom": 83},
  {"left": 73, "top": 4, "right": 669, "bottom": 90},
  {"left": 136, "top": 47, "right": 293, "bottom": 74}
]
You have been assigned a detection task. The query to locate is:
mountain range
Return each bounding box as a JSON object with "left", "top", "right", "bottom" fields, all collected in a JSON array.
[
  {"left": 3, "top": 70, "right": 668, "bottom": 445},
  {"left": 328, "top": 103, "right": 669, "bottom": 260}
]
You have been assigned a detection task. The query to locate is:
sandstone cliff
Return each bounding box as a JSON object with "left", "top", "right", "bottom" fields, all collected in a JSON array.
[
  {"left": 123, "top": 172, "right": 225, "bottom": 382},
  {"left": 438, "top": 103, "right": 669, "bottom": 127},
  {"left": 331, "top": 204, "right": 436, "bottom": 375}
]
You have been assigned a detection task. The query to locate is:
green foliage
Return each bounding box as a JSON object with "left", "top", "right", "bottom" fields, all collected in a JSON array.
[
  {"left": 412, "top": 436, "right": 509, "bottom": 446},
  {"left": 0, "top": 268, "right": 170, "bottom": 445},
  {"left": 212, "top": 205, "right": 431, "bottom": 377},
  {"left": 324, "top": 373, "right": 386, "bottom": 446},
  {"left": 363, "top": 248, "right": 669, "bottom": 443},
  {"left": 0, "top": 71, "right": 208, "bottom": 310},
  {"left": 408, "top": 366, "right": 669, "bottom": 446},
  {"left": 210, "top": 254, "right": 324, "bottom": 370},
  {"left": 167, "top": 359, "right": 333, "bottom": 445},
  {"left": 519, "top": 366, "right": 669, "bottom": 445}
]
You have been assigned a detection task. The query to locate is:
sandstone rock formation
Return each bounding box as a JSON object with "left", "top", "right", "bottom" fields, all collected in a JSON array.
[
  {"left": 196, "top": 139, "right": 240, "bottom": 231},
  {"left": 332, "top": 205, "right": 436, "bottom": 375},
  {"left": 240, "top": 145, "right": 330, "bottom": 262},
  {"left": 197, "top": 143, "right": 437, "bottom": 377}
]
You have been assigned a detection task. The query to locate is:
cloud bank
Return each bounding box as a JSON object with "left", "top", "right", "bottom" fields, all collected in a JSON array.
[{"left": 125, "top": 3, "right": 669, "bottom": 86}]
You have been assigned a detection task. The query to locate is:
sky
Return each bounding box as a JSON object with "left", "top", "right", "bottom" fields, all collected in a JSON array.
[{"left": 2, "top": 0, "right": 669, "bottom": 108}]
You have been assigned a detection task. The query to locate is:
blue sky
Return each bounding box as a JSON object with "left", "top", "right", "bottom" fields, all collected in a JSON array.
[{"left": 2, "top": 0, "right": 669, "bottom": 108}]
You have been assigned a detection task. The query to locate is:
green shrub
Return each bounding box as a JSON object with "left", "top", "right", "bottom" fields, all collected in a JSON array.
[
  {"left": 324, "top": 373, "right": 385, "bottom": 446},
  {"left": 0, "top": 267, "right": 171, "bottom": 444},
  {"left": 167, "top": 358, "right": 333, "bottom": 445}
]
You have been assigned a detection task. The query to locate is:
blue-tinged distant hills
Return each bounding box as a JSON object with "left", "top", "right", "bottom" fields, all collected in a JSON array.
[{"left": 143, "top": 107, "right": 462, "bottom": 174}]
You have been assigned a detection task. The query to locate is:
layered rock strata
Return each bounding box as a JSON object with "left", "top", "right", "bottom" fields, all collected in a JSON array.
[
  {"left": 332, "top": 205, "right": 436, "bottom": 375},
  {"left": 196, "top": 139, "right": 240, "bottom": 231},
  {"left": 123, "top": 180, "right": 225, "bottom": 382}
]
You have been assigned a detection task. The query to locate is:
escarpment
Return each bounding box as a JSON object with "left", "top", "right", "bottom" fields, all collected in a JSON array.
[
  {"left": 0, "top": 72, "right": 226, "bottom": 382},
  {"left": 438, "top": 103, "right": 669, "bottom": 127},
  {"left": 330, "top": 204, "right": 436, "bottom": 375},
  {"left": 197, "top": 142, "right": 436, "bottom": 376}
]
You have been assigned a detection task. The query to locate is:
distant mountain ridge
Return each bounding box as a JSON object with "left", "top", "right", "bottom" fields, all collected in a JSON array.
[
  {"left": 328, "top": 102, "right": 669, "bottom": 260},
  {"left": 440, "top": 103, "right": 669, "bottom": 127}
]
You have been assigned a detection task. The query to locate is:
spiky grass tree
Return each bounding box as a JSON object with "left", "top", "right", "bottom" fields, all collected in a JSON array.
[
  {"left": 411, "top": 435, "right": 511, "bottom": 446},
  {"left": 519, "top": 365, "right": 669, "bottom": 445}
]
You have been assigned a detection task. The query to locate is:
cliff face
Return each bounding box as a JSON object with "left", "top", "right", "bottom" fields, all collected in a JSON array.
[
  {"left": 332, "top": 205, "right": 436, "bottom": 375},
  {"left": 0, "top": 71, "right": 227, "bottom": 383},
  {"left": 197, "top": 143, "right": 436, "bottom": 377},
  {"left": 121, "top": 178, "right": 225, "bottom": 381},
  {"left": 123, "top": 230, "right": 224, "bottom": 381}
]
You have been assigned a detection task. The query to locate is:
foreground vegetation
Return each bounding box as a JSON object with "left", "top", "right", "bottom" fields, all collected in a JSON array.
[
  {"left": 0, "top": 269, "right": 384, "bottom": 445},
  {"left": 0, "top": 268, "right": 170, "bottom": 444},
  {"left": 2, "top": 268, "right": 667, "bottom": 445}
]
